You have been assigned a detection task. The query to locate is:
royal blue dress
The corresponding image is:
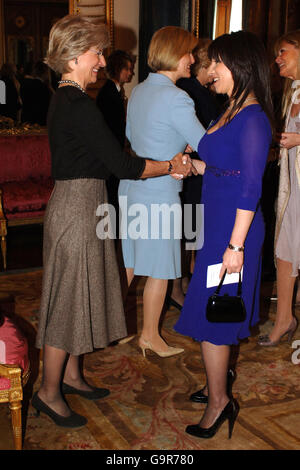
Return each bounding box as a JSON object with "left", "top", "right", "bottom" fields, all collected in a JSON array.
[{"left": 175, "top": 105, "right": 272, "bottom": 345}]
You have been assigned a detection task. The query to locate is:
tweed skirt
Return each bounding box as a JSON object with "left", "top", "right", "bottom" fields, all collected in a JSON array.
[{"left": 36, "top": 179, "right": 127, "bottom": 355}]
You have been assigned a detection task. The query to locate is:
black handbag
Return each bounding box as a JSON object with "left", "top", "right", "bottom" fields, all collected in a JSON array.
[{"left": 206, "top": 269, "right": 246, "bottom": 323}]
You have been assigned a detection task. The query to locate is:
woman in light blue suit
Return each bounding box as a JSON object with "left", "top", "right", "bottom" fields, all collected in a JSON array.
[{"left": 119, "top": 27, "right": 206, "bottom": 357}]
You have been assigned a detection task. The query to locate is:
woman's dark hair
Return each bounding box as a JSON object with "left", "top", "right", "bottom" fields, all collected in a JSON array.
[
  {"left": 208, "top": 30, "right": 274, "bottom": 126},
  {"left": 106, "top": 50, "right": 133, "bottom": 81}
]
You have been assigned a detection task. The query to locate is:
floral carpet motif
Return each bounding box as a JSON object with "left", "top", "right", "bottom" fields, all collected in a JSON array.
[{"left": 0, "top": 269, "right": 299, "bottom": 450}]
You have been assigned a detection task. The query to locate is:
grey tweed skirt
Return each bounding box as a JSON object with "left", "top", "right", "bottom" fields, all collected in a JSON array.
[{"left": 36, "top": 179, "right": 127, "bottom": 355}]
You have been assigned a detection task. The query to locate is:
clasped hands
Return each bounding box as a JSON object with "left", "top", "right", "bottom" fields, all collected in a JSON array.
[{"left": 169, "top": 145, "right": 206, "bottom": 180}]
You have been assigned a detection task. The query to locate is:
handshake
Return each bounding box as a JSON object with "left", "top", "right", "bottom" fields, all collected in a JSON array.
[{"left": 169, "top": 146, "right": 206, "bottom": 180}]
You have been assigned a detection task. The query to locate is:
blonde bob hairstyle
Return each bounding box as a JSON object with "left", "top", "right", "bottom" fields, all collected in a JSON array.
[
  {"left": 45, "top": 14, "right": 110, "bottom": 74},
  {"left": 148, "top": 26, "right": 198, "bottom": 72},
  {"left": 274, "top": 29, "right": 300, "bottom": 117}
]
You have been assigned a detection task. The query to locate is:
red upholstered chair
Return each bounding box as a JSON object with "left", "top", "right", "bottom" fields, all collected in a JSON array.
[
  {"left": 0, "top": 298, "right": 30, "bottom": 450},
  {"left": 0, "top": 133, "right": 54, "bottom": 269}
]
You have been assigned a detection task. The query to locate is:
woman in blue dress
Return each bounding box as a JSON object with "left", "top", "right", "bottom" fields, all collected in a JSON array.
[
  {"left": 119, "top": 27, "right": 205, "bottom": 357},
  {"left": 175, "top": 31, "right": 273, "bottom": 439}
]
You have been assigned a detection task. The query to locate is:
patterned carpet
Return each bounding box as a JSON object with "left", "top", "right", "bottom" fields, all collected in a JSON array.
[{"left": 0, "top": 268, "right": 300, "bottom": 450}]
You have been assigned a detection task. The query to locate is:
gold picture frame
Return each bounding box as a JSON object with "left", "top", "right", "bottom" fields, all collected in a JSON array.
[
  {"left": 69, "top": 0, "right": 114, "bottom": 49},
  {"left": 192, "top": 0, "right": 200, "bottom": 38}
]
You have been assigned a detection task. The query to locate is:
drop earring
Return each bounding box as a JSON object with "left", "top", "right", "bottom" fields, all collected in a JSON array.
[{"left": 75, "top": 58, "right": 78, "bottom": 65}]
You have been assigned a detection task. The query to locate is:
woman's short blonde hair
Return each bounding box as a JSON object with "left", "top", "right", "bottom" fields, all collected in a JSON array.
[
  {"left": 45, "top": 14, "right": 110, "bottom": 74},
  {"left": 148, "top": 26, "right": 198, "bottom": 72}
]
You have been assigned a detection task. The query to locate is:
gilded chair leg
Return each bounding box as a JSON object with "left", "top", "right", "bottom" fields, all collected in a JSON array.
[
  {"left": 9, "top": 401, "right": 22, "bottom": 450},
  {"left": 1, "top": 234, "right": 7, "bottom": 270}
]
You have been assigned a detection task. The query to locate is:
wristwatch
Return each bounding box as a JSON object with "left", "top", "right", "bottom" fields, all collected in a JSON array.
[{"left": 168, "top": 161, "right": 173, "bottom": 173}]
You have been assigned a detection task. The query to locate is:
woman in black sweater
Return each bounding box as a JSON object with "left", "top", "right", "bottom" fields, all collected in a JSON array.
[{"left": 32, "top": 14, "right": 192, "bottom": 428}]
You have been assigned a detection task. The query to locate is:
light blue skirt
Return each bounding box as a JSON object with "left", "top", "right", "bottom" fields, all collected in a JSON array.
[{"left": 118, "top": 180, "right": 182, "bottom": 279}]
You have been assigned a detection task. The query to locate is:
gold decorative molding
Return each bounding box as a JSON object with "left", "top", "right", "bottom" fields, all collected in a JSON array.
[{"left": 194, "top": 0, "right": 200, "bottom": 37}]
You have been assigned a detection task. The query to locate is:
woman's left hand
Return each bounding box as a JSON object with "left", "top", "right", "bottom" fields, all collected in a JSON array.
[
  {"left": 219, "top": 248, "right": 244, "bottom": 278},
  {"left": 170, "top": 153, "right": 197, "bottom": 179},
  {"left": 279, "top": 132, "right": 300, "bottom": 150}
]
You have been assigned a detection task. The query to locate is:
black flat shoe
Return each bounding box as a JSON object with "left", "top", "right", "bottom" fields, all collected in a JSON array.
[
  {"left": 62, "top": 382, "right": 110, "bottom": 400},
  {"left": 166, "top": 295, "right": 183, "bottom": 312},
  {"left": 190, "top": 368, "right": 235, "bottom": 404},
  {"left": 185, "top": 398, "right": 239, "bottom": 439},
  {"left": 31, "top": 392, "right": 87, "bottom": 428}
]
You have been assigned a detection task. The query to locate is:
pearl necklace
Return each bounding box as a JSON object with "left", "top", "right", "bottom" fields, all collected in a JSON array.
[{"left": 58, "top": 79, "right": 86, "bottom": 94}]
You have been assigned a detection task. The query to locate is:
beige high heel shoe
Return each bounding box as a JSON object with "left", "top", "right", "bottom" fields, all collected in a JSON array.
[
  {"left": 139, "top": 337, "right": 184, "bottom": 358},
  {"left": 257, "top": 317, "right": 298, "bottom": 347}
]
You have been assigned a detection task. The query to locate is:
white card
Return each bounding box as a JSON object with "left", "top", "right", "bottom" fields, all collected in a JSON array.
[{"left": 206, "top": 263, "right": 243, "bottom": 288}]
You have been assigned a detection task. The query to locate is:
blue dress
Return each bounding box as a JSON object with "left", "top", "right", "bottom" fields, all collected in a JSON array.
[
  {"left": 119, "top": 73, "right": 205, "bottom": 279},
  {"left": 175, "top": 105, "right": 272, "bottom": 345}
]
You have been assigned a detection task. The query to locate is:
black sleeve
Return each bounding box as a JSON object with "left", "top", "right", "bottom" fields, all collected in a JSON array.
[{"left": 72, "top": 96, "right": 145, "bottom": 179}]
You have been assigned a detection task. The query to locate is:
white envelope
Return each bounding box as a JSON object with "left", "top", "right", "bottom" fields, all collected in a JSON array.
[{"left": 206, "top": 263, "right": 243, "bottom": 288}]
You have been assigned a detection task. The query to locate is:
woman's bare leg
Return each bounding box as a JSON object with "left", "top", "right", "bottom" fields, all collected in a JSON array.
[
  {"left": 198, "top": 341, "right": 230, "bottom": 428},
  {"left": 140, "top": 277, "right": 169, "bottom": 351},
  {"left": 268, "top": 258, "right": 297, "bottom": 342}
]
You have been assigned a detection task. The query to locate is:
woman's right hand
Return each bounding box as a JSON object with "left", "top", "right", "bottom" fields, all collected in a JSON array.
[{"left": 191, "top": 159, "right": 206, "bottom": 175}]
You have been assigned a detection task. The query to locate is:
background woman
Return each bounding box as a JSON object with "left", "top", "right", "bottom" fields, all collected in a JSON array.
[
  {"left": 258, "top": 30, "right": 300, "bottom": 346},
  {"left": 175, "top": 31, "right": 273, "bottom": 439},
  {"left": 96, "top": 49, "right": 134, "bottom": 148},
  {"left": 119, "top": 26, "right": 205, "bottom": 357},
  {"left": 33, "top": 15, "right": 191, "bottom": 428},
  {"left": 177, "top": 38, "right": 221, "bottom": 128}
]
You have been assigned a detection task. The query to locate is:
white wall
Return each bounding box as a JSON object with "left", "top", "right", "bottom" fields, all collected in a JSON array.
[{"left": 114, "top": 0, "right": 139, "bottom": 97}]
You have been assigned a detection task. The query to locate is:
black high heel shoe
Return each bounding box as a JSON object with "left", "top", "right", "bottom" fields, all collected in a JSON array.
[
  {"left": 185, "top": 398, "right": 239, "bottom": 439},
  {"left": 62, "top": 382, "right": 110, "bottom": 400},
  {"left": 31, "top": 392, "right": 87, "bottom": 428},
  {"left": 189, "top": 368, "right": 235, "bottom": 404}
]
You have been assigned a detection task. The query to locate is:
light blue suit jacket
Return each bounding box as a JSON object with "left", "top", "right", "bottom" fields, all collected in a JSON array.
[{"left": 120, "top": 73, "right": 205, "bottom": 194}]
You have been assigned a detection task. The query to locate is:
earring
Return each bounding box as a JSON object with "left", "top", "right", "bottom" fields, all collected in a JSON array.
[{"left": 75, "top": 58, "right": 78, "bottom": 65}]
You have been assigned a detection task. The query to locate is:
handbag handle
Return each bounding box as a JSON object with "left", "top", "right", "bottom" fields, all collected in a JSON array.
[{"left": 215, "top": 269, "right": 242, "bottom": 296}]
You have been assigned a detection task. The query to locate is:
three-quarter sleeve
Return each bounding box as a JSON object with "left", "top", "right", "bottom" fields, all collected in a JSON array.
[
  {"left": 169, "top": 90, "right": 205, "bottom": 151},
  {"left": 72, "top": 96, "right": 145, "bottom": 179},
  {"left": 236, "top": 111, "right": 272, "bottom": 211}
]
